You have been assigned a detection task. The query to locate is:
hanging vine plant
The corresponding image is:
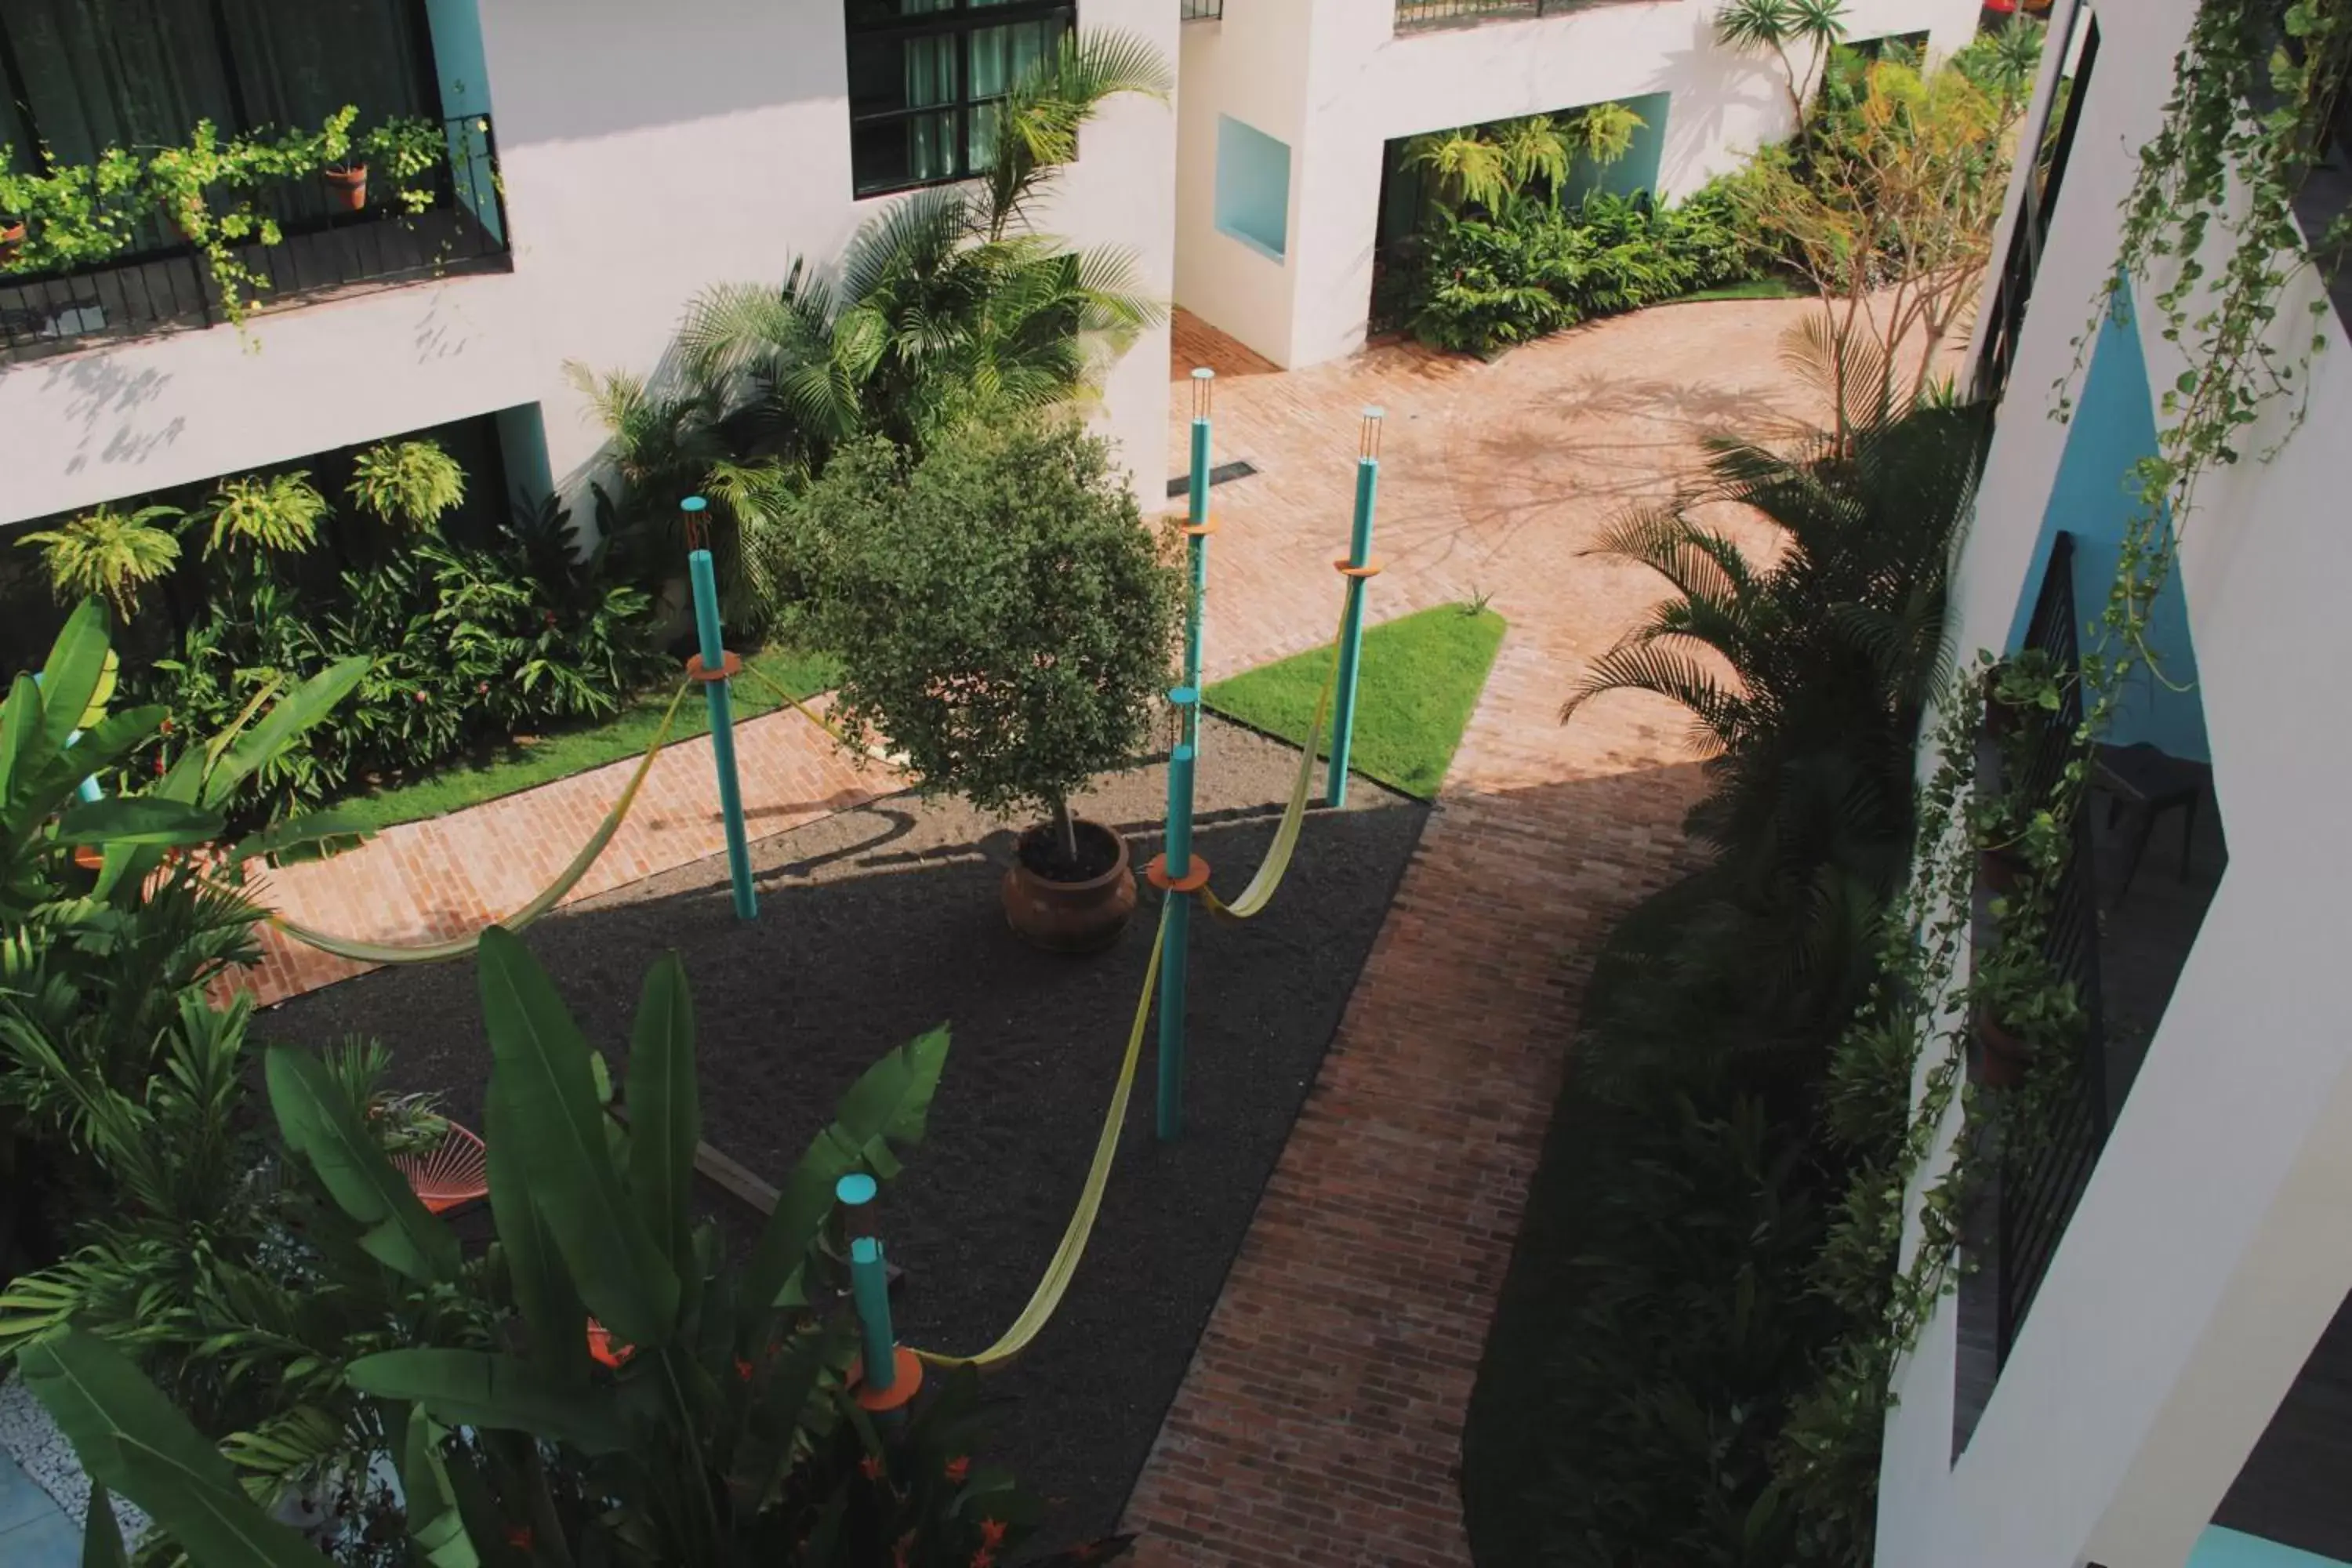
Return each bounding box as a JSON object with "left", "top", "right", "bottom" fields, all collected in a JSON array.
[{"left": 1773, "top": 2, "right": 2352, "bottom": 1561}]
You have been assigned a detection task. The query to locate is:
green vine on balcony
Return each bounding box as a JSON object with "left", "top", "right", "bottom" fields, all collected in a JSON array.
[
  {"left": 0, "top": 107, "right": 449, "bottom": 329},
  {"left": 1777, "top": 2, "right": 2352, "bottom": 1559}
]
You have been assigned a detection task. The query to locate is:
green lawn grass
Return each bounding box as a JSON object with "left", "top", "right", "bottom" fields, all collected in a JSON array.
[
  {"left": 1675, "top": 274, "right": 1809, "bottom": 303},
  {"left": 333, "top": 644, "right": 842, "bottom": 833},
  {"left": 1203, "top": 603, "right": 1505, "bottom": 799}
]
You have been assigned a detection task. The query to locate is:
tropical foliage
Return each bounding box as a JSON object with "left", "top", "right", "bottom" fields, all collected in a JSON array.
[
  {"left": 1713, "top": 0, "right": 1853, "bottom": 124},
  {"left": 784, "top": 416, "right": 1181, "bottom": 863},
  {"left": 1407, "top": 183, "right": 1771, "bottom": 355},
  {"left": 575, "top": 30, "right": 1171, "bottom": 625},
  {"left": 15, "top": 504, "right": 183, "bottom": 619},
  {"left": 1465, "top": 398, "right": 1990, "bottom": 1566},
  {"left": 347, "top": 440, "right": 467, "bottom": 531},
  {"left": 9, "top": 924, "right": 1123, "bottom": 1567}
]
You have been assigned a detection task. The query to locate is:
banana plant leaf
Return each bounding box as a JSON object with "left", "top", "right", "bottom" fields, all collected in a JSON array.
[
  {"left": 82, "top": 1480, "right": 129, "bottom": 1568},
  {"left": 37, "top": 601, "right": 112, "bottom": 755},
  {"left": 18, "top": 1329, "right": 333, "bottom": 1568},
  {"left": 56, "top": 797, "right": 225, "bottom": 847},
  {"left": 345, "top": 1349, "right": 630, "bottom": 1455},
  {"left": 265, "top": 1046, "right": 460, "bottom": 1283},
  {"left": 225, "top": 807, "right": 374, "bottom": 867},
  {"left": 625, "top": 952, "right": 699, "bottom": 1284},
  {"left": 484, "top": 1080, "right": 590, "bottom": 1385},
  {"left": 400, "top": 1407, "right": 482, "bottom": 1568},
  {"left": 741, "top": 1025, "right": 949, "bottom": 1317},
  {"left": 200, "top": 655, "right": 370, "bottom": 809},
  {"left": 476, "top": 926, "right": 679, "bottom": 1348}
]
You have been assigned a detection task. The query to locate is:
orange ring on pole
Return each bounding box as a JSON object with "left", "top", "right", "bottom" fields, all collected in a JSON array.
[
  {"left": 1145, "top": 852, "right": 1213, "bottom": 893},
  {"left": 685, "top": 651, "right": 743, "bottom": 683},
  {"left": 1181, "top": 517, "right": 1220, "bottom": 537},
  {"left": 848, "top": 1348, "right": 925, "bottom": 1412},
  {"left": 1334, "top": 557, "right": 1384, "bottom": 578}
]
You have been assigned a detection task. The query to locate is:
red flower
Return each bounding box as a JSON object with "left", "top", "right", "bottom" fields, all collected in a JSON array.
[
  {"left": 734, "top": 1357, "right": 755, "bottom": 1381},
  {"left": 543, "top": 610, "right": 558, "bottom": 627},
  {"left": 477, "top": 681, "right": 491, "bottom": 695},
  {"left": 970, "top": 1552, "right": 996, "bottom": 1568},
  {"left": 153, "top": 753, "right": 166, "bottom": 775},
  {"left": 505, "top": 1524, "right": 534, "bottom": 1550},
  {"left": 158, "top": 717, "right": 172, "bottom": 734},
  {"left": 859, "top": 1453, "right": 885, "bottom": 1481},
  {"left": 943, "top": 1455, "right": 970, "bottom": 1484},
  {"left": 413, "top": 688, "right": 429, "bottom": 703},
  {"left": 978, "top": 1517, "right": 1007, "bottom": 1547}
]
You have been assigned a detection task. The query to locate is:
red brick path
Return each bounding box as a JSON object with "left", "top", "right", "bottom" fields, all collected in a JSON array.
[
  {"left": 1120, "top": 303, "right": 1818, "bottom": 1566},
  {"left": 230, "top": 697, "right": 887, "bottom": 1004}
]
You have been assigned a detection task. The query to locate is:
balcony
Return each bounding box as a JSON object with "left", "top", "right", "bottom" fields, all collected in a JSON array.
[
  {"left": 1952, "top": 531, "right": 2228, "bottom": 1450},
  {"left": 0, "top": 114, "right": 510, "bottom": 366},
  {"left": 1181, "top": 0, "right": 1223, "bottom": 18},
  {"left": 1395, "top": 0, "right": 1639, "bottom": 31}
]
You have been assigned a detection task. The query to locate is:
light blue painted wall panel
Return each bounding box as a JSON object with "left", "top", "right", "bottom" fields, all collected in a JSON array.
[{"left": 1215, "top": 114, "right": 1290, "bottom": 262}]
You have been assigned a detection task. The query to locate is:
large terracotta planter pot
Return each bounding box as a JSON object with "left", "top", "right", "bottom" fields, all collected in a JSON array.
[
  {"left": 0, "top": 218, "right": 24, "bottom": 267},
  {"left": 1000, "top": 819, "right": 1137, "bottom": 953}
]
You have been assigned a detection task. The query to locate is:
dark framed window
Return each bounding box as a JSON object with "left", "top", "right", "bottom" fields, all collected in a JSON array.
[
  {"left": 0, "top": 0, "right": 441, "bottom": 176},
  {"left": 845, "top": 0, "right": 1074, "bottom": 198}
]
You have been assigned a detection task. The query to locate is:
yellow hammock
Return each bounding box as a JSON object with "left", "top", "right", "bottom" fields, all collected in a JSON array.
[
  {"left": 1199, "top": 583, "right": 1352, "bottom": 923},
  {"left": 269, "top": 681, "right": 696, "bottom": 965},
  {"left": 913, "top": 899, "right": 1168, "bottom": 1370}
]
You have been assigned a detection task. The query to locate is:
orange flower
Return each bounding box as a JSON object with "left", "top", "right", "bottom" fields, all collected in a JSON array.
[
  {"left": 860, "top": 1453, "right": 885, "bottom": 1481},
  {"left": 943, "top": 1455, "right": 970, "bottom": 1484},
  {"left": 978, "top": 1518, "right": 1007, "bottom": 1547},
  {"left": 505, "top": 1524, "right": 534, "bottom": 1549}
]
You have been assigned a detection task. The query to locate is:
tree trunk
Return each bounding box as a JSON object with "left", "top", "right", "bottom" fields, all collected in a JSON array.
[{"left": 1053, "top": 796, "right": 1080, "bottom": 866}]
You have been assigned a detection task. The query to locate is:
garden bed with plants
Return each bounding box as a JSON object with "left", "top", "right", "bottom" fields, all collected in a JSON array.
[{"left": 262, "top": 716, "right": 1428, "bottom": 1549}]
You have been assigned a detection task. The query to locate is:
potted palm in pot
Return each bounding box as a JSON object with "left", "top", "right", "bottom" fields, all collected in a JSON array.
[{"left": 792, "top": 416, "right": 1184, "bottom": 952}]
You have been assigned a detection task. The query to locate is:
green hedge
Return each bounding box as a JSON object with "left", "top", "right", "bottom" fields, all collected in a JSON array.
[{"left": 1404, "top": 180, "right": 1775, "bottom": 357}]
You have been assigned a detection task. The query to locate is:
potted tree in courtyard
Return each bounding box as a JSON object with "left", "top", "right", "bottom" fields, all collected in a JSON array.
[{"left": 793, "top": 416, "right": 1183, "bottom": 951}]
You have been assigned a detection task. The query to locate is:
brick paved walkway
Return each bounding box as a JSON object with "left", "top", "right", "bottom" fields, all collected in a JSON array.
[
  {"left": 1120, "top": 303, "right": 1818, "bottom": 1566},
  {"left": 231, "top": 699, "right": 887, "bottom": 1004}
]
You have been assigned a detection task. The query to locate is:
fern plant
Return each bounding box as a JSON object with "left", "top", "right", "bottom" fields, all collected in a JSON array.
[
  {"left": 198, "top": 471, "right": 328, "bottom": 556},
  {"left": 347, "top": 439, "right": 466, "bottom": 531},
  {"left": 16, "top": 503, "right": 183, "bottom": 618}
]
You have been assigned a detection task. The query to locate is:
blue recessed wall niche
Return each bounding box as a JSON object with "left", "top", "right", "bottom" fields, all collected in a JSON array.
[
  {"left": 2009, "top": 280, "right": 2212, "bottom": 763},
  {"left": 1215, "top": 114, "right": 1291, "bottom": 263}
]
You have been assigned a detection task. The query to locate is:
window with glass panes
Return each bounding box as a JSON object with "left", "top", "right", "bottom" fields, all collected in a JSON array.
[{"left": 845, "top": 0, "right": 1074, "bottom": 198}]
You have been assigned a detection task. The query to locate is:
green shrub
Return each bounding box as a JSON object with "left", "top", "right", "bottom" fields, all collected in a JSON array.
[
  {"left": 1405, "top": 182, "right": 1773, "bottom": 356},
  {"left": 136, "top": 495, "right": 662, "bottom": 824}
]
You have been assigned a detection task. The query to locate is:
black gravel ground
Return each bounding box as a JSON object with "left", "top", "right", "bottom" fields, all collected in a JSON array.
[{"left": 260, "top": 717, "right": 1427, "bottom": 1546}]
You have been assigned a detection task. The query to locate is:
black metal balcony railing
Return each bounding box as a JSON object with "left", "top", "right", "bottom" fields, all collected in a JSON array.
[
  {"left": 0, "top": 114, "right": 510, "bottom": 365},
  {"left": 1991, "top": 532, "right": 2111, "bottom": 1360},
  {"left": 1396, "top": 0, "right": 1636, "bottom": 27},
  {"left": 1181, "top": 0, "right": 1223, "bottom": 18}
]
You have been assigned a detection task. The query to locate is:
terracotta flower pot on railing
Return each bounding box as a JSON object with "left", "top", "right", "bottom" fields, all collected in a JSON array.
[{"left": 322, "top": 162, "right": 369, "bottom": 212}]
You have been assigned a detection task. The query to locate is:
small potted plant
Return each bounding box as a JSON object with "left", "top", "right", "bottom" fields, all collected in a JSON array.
[
  {"left": 1971, "top": 935, "right": 2081, "bottom": 1088},
  {"left": 793, "top": 416, "right": 1185, "bottom": 952},
  {"left": 321, "top": 158, "right": 368, "bottom": 212}
]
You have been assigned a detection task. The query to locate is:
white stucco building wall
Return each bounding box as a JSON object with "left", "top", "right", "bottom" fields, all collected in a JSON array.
[
  {"left": 1873, "top": 2, "right": 2352, "bottom": 1564},
  {"left": 0, "top": 0, "right": 1178, "bottom": 528},
  {"left": 1173, "top": 0, "right": 1980, "bottom": 369}
]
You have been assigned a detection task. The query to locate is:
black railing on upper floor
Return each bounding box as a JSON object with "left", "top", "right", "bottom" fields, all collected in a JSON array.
[
  {"left": 1991, "top": 531, "right": 2112, "bottom": 1361},
  {"left": 0, "top": 113, "right": 510, "bottom": 365},
  {"left": 1395, "top": 0, "right": 1625, "bottom": 29},
  {"left": 1181, "top": 0, "right": 1223, "bottom": 17}
]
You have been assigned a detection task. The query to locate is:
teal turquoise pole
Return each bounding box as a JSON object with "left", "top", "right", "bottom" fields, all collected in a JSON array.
[
  {"left": 684, "top": 497, "right": 757, "bottom": 921},
  {"left": 835, "top": 1174, "right": 896, "bottom": 1391},
  {"left": 1327, "top": 408, "right": 1384, "bottom": 808},
  {"left": 1185, "top": 368, "right": 1214, "bottom": 750},
  {"left": 1156, "top": 735, "right": 1198, "bottom": 1142}
]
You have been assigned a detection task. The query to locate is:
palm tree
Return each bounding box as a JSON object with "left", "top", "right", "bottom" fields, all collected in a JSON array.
[
  {"left": 1563, "top": 402, "right": 1987, "bottom": 1020},
  {"left": 1715, "top": 0, "right": 1851, "bottom": 126},
  {"left": 585, "top": 31, "right": 1170, "bottom": 624}
]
